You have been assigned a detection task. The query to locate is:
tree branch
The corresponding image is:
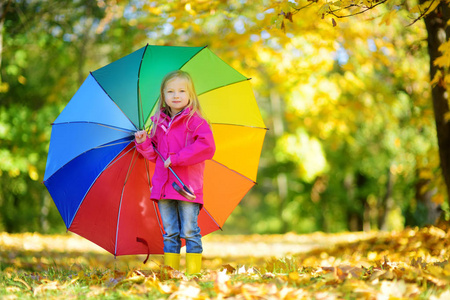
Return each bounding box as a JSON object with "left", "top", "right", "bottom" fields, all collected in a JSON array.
[
  {"left": 292, "top": 1, "right": 316, "bottom": 14},
  {"left": 407, "top": 0, "right": 438, "bottom": 26},
  {"left": 0, "top": 0, "right": 12, "bottom": 23},
  {"left": 326, "top": 0, "right": 389, "bottom": 19}
]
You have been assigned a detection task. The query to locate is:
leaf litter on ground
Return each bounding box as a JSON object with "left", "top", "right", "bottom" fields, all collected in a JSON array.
[{"left": 1, "top": 226, "right": 450, "bottom": 299}]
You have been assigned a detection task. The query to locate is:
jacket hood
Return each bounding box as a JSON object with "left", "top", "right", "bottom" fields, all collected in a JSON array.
[{"left": 151, "top": 107, "right": 192, "bottom": 123}]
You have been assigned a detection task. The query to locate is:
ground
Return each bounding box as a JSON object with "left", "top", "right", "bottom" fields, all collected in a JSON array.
[{"left": 1, "top": 226, "right": 449, "bottom": 299}]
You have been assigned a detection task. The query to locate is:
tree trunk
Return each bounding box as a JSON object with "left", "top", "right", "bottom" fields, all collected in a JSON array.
[
  {"left": 416, "top": 171, "right": 441, "bottom": 225},
  {"left": 379, "top": 167, "right": 394, "bottom": 230},
  {"left": 0, "top": 5, "right": 3, "bottom": 84},
  {"left": 422, "top": 3, "right": 450, "bottom": 207},
  {"left": 270, "top": 89, "right": 289, "bottom": 232},
  {"left": 348, "top": 172, "right": 366, "bottom": 231}
]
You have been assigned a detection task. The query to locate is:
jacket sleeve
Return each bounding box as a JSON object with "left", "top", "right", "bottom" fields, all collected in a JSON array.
[
  {"left": 170, "top": 121, "right": 216, "bottom": 167},
  {"left": 135, "top": 136, "right": 158, "bottom": 162}
]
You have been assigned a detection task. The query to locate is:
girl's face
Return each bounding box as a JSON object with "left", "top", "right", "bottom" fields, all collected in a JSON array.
[{"left": 164, "top": 77, "right": 190, "bottom": 116}]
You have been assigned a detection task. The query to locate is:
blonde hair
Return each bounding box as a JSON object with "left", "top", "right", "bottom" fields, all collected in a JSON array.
[{"left": 150, "top": 70, "right": 206, "bottom": 137}]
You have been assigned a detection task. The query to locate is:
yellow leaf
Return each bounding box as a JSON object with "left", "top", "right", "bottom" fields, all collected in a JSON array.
[
  {"left": 114, "top": 275, "right": 145, "bottom": 287},
  {"left": 185, "top": 3, "right": 195, "bottom": 15},
  {"left": 437, "top": 40, "right": 450, "bottom": 52},
  {"left": 445, "top": 111, "right": 450, "bottom": 123},
  {"left": 367, "top": 252, "right": 378, "bottom": 260},
  {"left": 146, "top": 5, "right": 161, "bottom": 15},
  {"left": 379, "top": 10, "right": 397, "bottom": 26},
  {"left": 28, "top": 165, "right": 39, "bottom": 181},
  {"left": 13, "top": 278, "right": 32, "bottom": 291},
  {"left": 410, "top": 4, "right": 421, "bottom": 14},
  {"left": 427, "top": 265, "right": 444, "bottom": 277},
  {"left": 288, "top": 272, "right": 300, "bottom": 281},
  {"left": 18, "top": 75, "right": 26, "bottom": 85},
  {"left": 362, "top": 0, "right": 371, "bottom": 7},
  {"left": 0, "top": 82, "right": 9, "bottom": 93},
  {"left": 444, "top": 262, "right": 450, "bottom": 276},
  {"left": 434, "top": 55, "right": 450, "bottom": 68},
  {"left": 420, "top": 184, "right": 430, "bottom": 195},
  {"left": 6, "top": 286, "right": 21, "bottom": 293},
  {"left": 419, "top": 169, "right": 433, "bottom": 180},
  {"left": 282, "top": 1, "right": 292, "bottom": 13},
  {"left": 433, "top": 194, "right": 445, "bottom": 204},
  {"left": 317, "top": 3, "right": 330, "bottom": 16},
  {"left": 425, "top": 0, "right": 441, "bottom": 16},
  {"left": 444, "top": 74, "right": 450, "bottom": 86},
  {"left": 430, "top": 70, "right": 442, "bottom": 86}
]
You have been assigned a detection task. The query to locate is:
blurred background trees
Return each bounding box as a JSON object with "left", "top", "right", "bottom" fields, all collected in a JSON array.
[{"left": 1, "top": 0, "right": 448, "bottom": 233}]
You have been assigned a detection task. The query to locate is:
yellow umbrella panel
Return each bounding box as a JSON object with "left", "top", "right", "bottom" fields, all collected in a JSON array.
[{"left": 198, "top": 78, "right": 267, "bottom": 231}]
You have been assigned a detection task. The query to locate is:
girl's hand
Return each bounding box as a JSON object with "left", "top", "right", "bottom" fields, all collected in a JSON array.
[
  {"left": 164, "top": 157, "right": 171, "bottom": 168},
  {"left": 134, "top": 130, "right": 147, "bottom": 144}
]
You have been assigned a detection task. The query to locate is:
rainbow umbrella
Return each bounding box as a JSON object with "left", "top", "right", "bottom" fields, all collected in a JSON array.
[{"left": 43, "top": 45, "right": 266, "bottom": 257}]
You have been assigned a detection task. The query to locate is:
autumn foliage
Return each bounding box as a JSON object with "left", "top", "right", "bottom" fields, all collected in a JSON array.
[{"left": 1, "top": 226, "right": 450, "bottom": 299}]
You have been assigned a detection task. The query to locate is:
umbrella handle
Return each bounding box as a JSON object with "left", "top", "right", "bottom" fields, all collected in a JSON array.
[
  {"left": 151, "top": 142, "right": 196, "bottom": 200},
  {"left": 151, "top": 142, "right": 183, "bottom": 185}
]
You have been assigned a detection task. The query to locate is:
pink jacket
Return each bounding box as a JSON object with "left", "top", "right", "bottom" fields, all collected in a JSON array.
[{"left": 135, "top": 108, "right": 216, "bottom": 205}]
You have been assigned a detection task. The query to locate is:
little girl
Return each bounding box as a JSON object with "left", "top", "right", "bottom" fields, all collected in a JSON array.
[{"left": 134, "top": 70, "right": 215, "bottom": 274}]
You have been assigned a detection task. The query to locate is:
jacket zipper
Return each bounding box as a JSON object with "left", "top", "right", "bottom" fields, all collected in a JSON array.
[{"left": 161, "top": 110, "right": 186, "bottom": 199}]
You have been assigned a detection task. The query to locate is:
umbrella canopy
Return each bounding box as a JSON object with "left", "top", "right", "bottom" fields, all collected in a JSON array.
[{"left": 43, "top": 45, "right": 266, "bottom": 256}]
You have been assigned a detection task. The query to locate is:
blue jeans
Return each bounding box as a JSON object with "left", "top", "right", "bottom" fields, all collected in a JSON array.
[{"left": 157, "top": 199, "right": 202, "bottom": 254}]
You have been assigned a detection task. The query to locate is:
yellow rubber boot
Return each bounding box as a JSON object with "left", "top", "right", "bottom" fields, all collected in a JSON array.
[
  {"left": 186, "top": 253, "right": 202, "bottom": 275},
  {"left": 164, "top": 253, "right": 180, "bottom": 270}
]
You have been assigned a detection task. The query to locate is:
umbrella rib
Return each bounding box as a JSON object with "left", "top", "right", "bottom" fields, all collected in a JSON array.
[
  {"left": 142, "top": 157, "right": 165, "bottom": 236},
  {"left": 102, "top": 143, "right": 136, "bottom": 171},
  {"left": 143, "top": 155, "right": 152, "bottom": 190},
  {"left": 114, "top": 147, "right": 139, "bottom": 256},
  {"left": 143, "top": 102, "right": 159, "bottom": 130},
  {"left": 137, "top": 44, "right": 149, "bottom": 130},
  {"left": 52, "top": 121, "right": 136, "bottom": 135},
  {"left": 202, "top": 207, "right": 222, "bottom": 231},
  {"left": 92, "top": 140, "right": 131, "bottom": 150},
  {"left": 209, "top": 159, "right": 257, "bottom": 185},
  {"left": 90, "top": 71, "right": 139, "bottom": 131},
  {"left": 198, "top": 78, "right": 250, "bottom": 97},
  {"left": 210, "top": 122, "right": 269, "bottom": 131},
  {"left": 66, "top": 142, "right": 134, "bottom": 229},
  {"left": 44, "top": 138, "right": 133, "bottom": 185},
  {"left": 178, "top": 45, "right": 207, "bottom": 70},
  {"left": 180, "top": 45, "right": 249, "bottom": 96},
  {"left": 68, "top": 145, "right": 135, "bottom": 230},
  {"left": 153, "top": 201, "right": 165, "bottom": 236},
  {"left": 141, "top": 46, "right": 206, "bottom": 127},
  {"left": 142, "top": 151, "right": 165, "bottom": 236}
]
